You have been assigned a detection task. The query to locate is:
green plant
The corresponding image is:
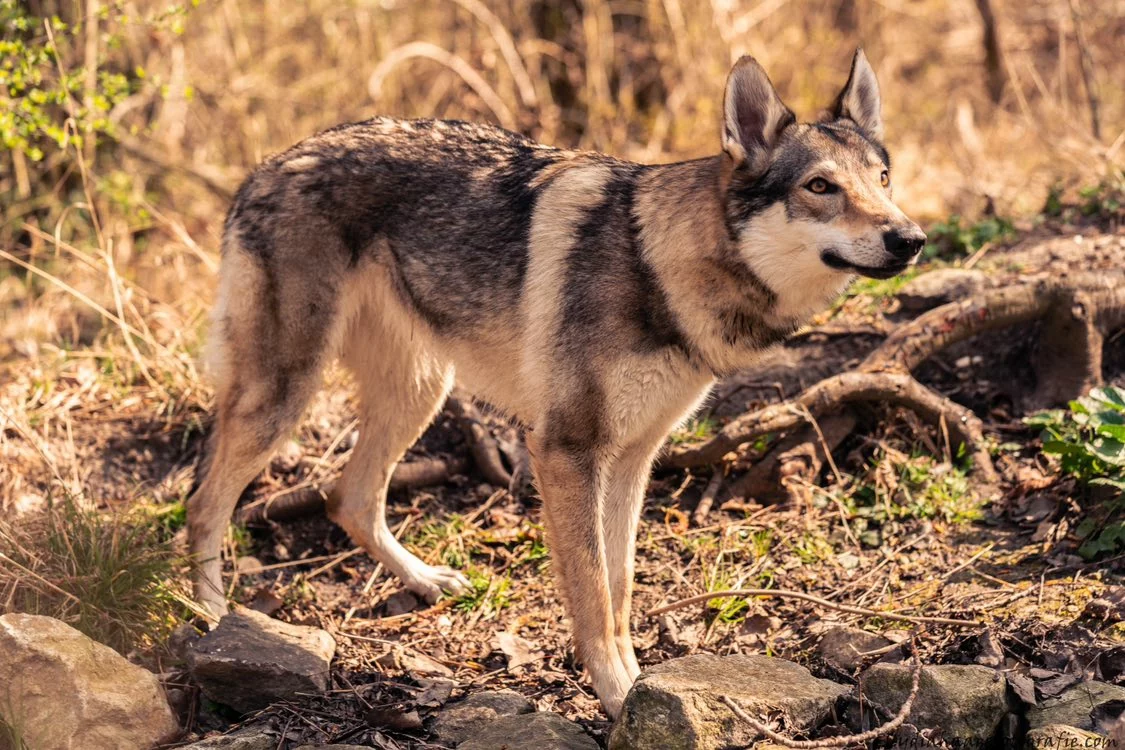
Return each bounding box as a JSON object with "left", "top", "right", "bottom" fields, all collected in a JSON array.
[
  {"left": 670, "top": 416, "right": 719, "bottom": 445},
  {"left": 453, "top": 568, "right": 512, "bottom": 617},
  {"left": 1, "top": 1, "right": 194, "bottom": 163},
  {"left": 1027, "top": 386, "right": 1125, "bottom": 559},
  {"left": 924, "top": 214, "right": 1014, "bottom": 260},
  {"left": 0, "top": 499, "right": 187, "bottom": 652}
]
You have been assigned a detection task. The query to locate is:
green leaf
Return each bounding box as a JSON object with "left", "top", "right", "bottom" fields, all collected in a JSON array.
[
  {"left": 1098, "top": 423, "right": 1125, "bottom": 442},
  {"left": 1087, "top": 438, "right": 1125, "bottom": 467},
  {"left": 1092, "top": 386, "right": 1125, "bottom": 410}
]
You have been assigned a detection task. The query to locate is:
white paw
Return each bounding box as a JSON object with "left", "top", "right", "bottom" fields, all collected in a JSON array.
[
  {"left": 404, "top": 565, "right": 472, "bottom": 603},
  {"left": 592, "top": 663, "right": 637, "bottom": 719}
]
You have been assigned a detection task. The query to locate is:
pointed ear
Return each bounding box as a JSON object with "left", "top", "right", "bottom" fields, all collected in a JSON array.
[
  {"left": 832, "top": 48, "right": 883, "bottom": 140},
  {"left": 722, "top": 56, "right": 796, "bottom": 174}
]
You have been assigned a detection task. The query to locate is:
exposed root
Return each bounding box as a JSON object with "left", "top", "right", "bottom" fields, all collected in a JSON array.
[
  {"left": 863, "top": 277, "right": 1125, "bottom": 411},
  {"left": 662, "top": 372, "right": 997, "bottom": 483},
  {"left": 725, "top": 411, "right": 856, "bottom": 504}
]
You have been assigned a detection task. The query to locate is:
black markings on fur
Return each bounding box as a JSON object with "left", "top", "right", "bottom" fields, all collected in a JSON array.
[
  {"left": 561, "top": 164, "right": 695, "bottom": 360},
  {"left": 233, "top": 119, "right": 565, "bottom": 332}
]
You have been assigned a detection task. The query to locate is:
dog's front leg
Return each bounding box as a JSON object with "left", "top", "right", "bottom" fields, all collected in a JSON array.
[
  {"left": 528, "top": 433, "right": 635, "bottom": 718},
  {"left": 602, "top": 439, "right": 664, "bottom": 681}
]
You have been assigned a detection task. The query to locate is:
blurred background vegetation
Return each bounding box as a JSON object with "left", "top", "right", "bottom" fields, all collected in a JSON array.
[{"left": 1, "top": 0, "right": 1123, "bottom": 433}]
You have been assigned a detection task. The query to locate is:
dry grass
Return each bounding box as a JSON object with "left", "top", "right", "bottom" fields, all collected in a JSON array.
[{"left": 0, "top": 498, "right": 190, "bottom": 653}]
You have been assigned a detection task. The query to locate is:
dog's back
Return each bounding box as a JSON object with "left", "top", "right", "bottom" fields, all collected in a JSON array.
[{"left": 223, "top": 118, "right": 570, "bottom": 334}]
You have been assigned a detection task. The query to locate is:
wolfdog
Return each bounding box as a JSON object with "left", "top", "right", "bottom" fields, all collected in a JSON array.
[{"left": 189, "top": 49, "right": 923, "bottom": 717}]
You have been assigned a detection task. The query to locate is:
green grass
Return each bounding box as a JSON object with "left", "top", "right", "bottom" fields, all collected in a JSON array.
[
  {"left": 453, "top": 568, "right": 513, "bottom": 617},
  {"left": 0, "top": 499, "right": 188, "bottom": 653}
]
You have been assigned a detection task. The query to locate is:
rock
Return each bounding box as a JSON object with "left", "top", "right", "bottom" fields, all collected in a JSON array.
[
  {"left": 188, "top": 608, "right": 335, "bottom": 713},
  {"left": 294, "top": 746, "right": 370, "bottom": 750},
  {"left": 180, "top": 730, "right": 275, "bottom": 750},
  {"left": 1027, "top": 681, "right": 1125, "bottom": 732},
  {"left": 1025, "top": 724, "right": 1105, "bottom": 749},
  {"left": 0, "top": 613, "right": 179, "bottom": 750},
  {"left": 816, "top": 626, "right": 894, "bottom": 672},
  {"left": 897, "top": 269, "right": 987, "bottom": 311},
  {"left": 460, "top": 712, "right": 599, "bottom": 750},
  {"left": 857, "top": 663, "right": 1006, "bottom": 746},
  {"left": 609, "top": 654, "right": 848, "bottom": 750},
  {"left": 430, "top": 688, "right": 534, "bottom": 744}
]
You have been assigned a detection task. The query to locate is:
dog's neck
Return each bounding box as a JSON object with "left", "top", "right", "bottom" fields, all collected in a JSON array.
[{"left": 635, "top": 156, "right": 829, "bottom": 375}]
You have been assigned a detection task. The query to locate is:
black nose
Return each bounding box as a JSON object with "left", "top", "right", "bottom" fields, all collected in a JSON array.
[{"left": 883, "top": 228, "right": 926, "bottom": 260}]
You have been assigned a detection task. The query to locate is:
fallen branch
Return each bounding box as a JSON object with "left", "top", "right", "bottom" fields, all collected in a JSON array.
[
  {"left": 236, "top": 456, "right": 469, "bottom": 524},
  {"left": 691, "top": 469, "right": 724, "bottom": 527},
  {"left": 647, "top": 588, "right": 978, "bottom": 627},
  {"left": 662, "top": 372, "right": 996, "bottom": 483},
  {"left": 720, "top": 655, "right": 923, "bottom": 748}
]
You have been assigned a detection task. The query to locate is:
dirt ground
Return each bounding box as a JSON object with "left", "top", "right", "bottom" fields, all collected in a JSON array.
[{"left": 3, "top": 221, "right": 1124, "bottom": 749}]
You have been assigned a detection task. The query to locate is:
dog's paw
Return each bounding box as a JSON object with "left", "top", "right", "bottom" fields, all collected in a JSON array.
[{"left": 405, "top": 565, "right": 472, "bottom": 603}]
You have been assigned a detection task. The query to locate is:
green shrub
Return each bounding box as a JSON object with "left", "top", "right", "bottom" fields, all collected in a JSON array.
[{"left": 1026, "top": 386, "right": 1125, "bottom": 559}]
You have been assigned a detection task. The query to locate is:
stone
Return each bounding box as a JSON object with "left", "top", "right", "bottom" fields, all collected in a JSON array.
[
  {"left": 815, "top": 626, "right": 894, "bottom": 672},
  {"left": 188, "top": 607, "right": 335, "bottom": 713},
  {"left": 180, "top": 730, "right": 275, "bottom": 750},
  {"left": 294, "top": 746, "right": 370, "bottom": 750},
  {"left": 1025, "top": 724, "right": 1105, "bottom": 749},
  {"left": 1027, "top": 681, "right": 1125, "bottom": 732},
  {"left": 430, "top": 688, "right": 534, "bottom": 744},
  {"left": 857, "top": 663, "right": 1007, "bottom": 746},
  {"left": 609, "top": 654, "right": 849, "bottom": 750},
  {"left": 897, "top": 269, "right": 987, "bottom": 311},
  {"left": 0, "top": 613, "right": 179, "bottom": 750},
  {"left": 459, "top": 712, "right": 599, "bottom": 750}
]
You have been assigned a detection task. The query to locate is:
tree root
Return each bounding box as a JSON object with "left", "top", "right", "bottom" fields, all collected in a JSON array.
[
  {"left": 662, "top": 371, "right": 997, "bottom": 483},
  {"left": 666, "top": 275, "right": 1125, "bottom": 488},
  {"left": 725, "top": 411, "right": 856, "bottom": 504}
]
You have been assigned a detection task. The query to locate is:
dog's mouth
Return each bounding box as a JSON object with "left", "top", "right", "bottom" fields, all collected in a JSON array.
[{"left": 820, "top": 251, "right": 911, "bottom": 280}]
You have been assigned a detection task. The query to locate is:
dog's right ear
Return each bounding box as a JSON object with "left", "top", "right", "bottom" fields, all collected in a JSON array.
[{"left": 722, "top": 56, "right": 795, "bottom": 175}]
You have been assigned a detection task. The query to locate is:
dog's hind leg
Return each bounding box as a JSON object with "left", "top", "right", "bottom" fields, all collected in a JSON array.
[
  {"left": 327, "top": 294, "right": 469, "bottom": 603},
  {"left": 188, "top": 249, "right": 335, "bottom": 618}
]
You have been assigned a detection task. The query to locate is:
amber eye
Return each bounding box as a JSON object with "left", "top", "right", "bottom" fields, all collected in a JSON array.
[
  {"left": 806, "top": 178, "right": 834, "bottom": 194},
  {"left": 880, "top": 170, "right": 890, "bottom": 187}
]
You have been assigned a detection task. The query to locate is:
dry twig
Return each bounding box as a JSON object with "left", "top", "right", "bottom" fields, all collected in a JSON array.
[
  {"left": 720, "top": 655, "right": 923, "bottom": 748},
  {"left": 648, "top": 587, "right": 977, "bottom": 627}
]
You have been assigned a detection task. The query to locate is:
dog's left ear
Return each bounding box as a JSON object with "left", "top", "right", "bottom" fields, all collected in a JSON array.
[{"left": 832, "top": 48, "right": 883, "bottom": 141}]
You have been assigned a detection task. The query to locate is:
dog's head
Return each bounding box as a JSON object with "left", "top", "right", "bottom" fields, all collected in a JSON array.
[{"left": 720, "top": 51, "right": 924, "bottom": 305}]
